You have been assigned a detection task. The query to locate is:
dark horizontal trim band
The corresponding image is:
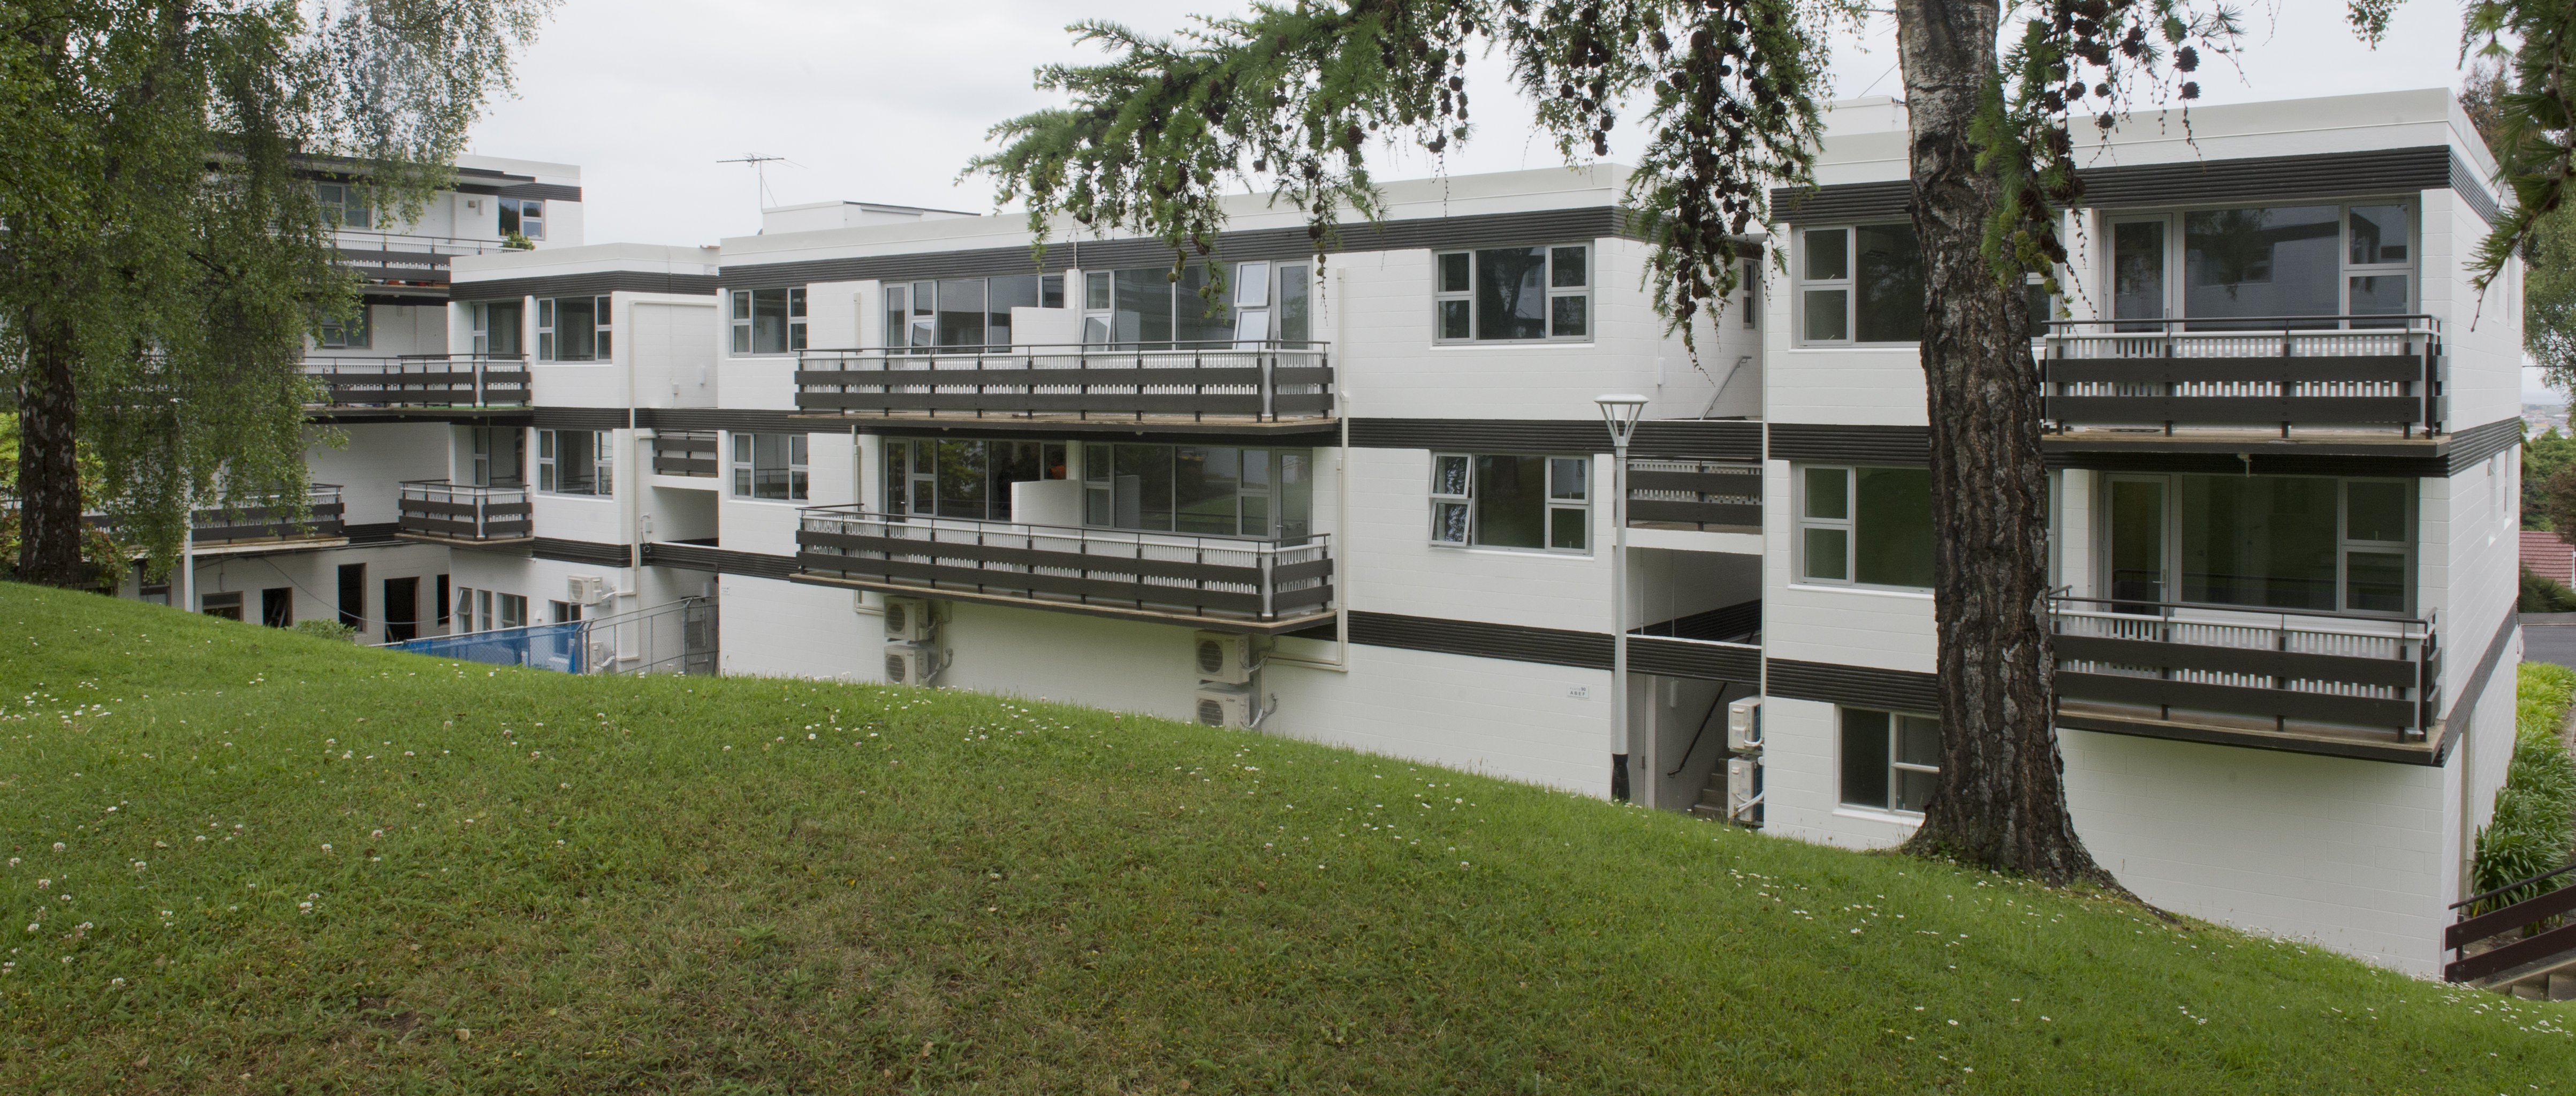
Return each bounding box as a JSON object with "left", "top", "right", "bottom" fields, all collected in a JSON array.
[
  {"left": 1773, "top": 146, "right": 2497, "bottom": 226},
  {"left": 531, "top": 407, "right": 632, "bottom": 430},
  {"left": 1348, "top": 610, "right": 1610, "bottom": 670},
  {"left": 1767, "top": 423, "right": 1931, "bottom": 466},
  {"left": 1628, "top": 636, "right": 1761, "bottom": 682},
  {"left": 1348, "top": 417, "right": 1759, "bottom": 457},
  {"left": 451, "top": 271, "right": 718, "bottom": 302},
  {"left": 640, "top": 408, "right": 815, "bottom": 434},
  {"left": 311, "top": 410, "right": 534, "bottom": 427},
  {"left": 531, "top": 538, "right": 631, "bottom": 567},
  {"left": 344, "top": 522, "right": 403, "bottom": 546},
  {"left": 452, "top": 182, "right": 583, "bottom": 203},
  {"left": 1765, "top": 658, "right": 1940, "bottom": 714},
  {"left": 644, "top": 542, "right": 800, "bottom": 580}
]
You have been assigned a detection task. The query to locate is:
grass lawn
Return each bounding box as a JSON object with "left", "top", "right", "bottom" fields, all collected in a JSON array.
[{"left": 0, "top": 580, "right": 2569, "bottom": 1093}]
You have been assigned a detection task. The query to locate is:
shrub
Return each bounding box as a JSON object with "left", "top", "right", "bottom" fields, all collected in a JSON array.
[
  {"left": 2521, "top": 567, "right": 2576, "bottom": 613},
  {"left": 2472, "top": 663, "right": 2576, "bottom": 910},
  {"left": 291, "top": 619, "right": 358, "bottom": 643}
]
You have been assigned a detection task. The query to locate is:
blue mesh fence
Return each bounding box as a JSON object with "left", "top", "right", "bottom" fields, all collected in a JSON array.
[{"left": 392, "top": 621, "right": 590, "bottom": 673}]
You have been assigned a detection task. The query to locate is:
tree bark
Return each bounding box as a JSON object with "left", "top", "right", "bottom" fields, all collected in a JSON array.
[
  {"left": 1891, "top": 0, "right": 2111, "bottom": 886},
  {"left": 14, "top": 310, "right": 86, "bottom": 588}
]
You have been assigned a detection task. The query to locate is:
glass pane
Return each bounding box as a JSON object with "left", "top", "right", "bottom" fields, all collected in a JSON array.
[
  {"left": 1082, "top": 316, "right": 1111, "bottom": 345},
  {"left": 1439, "top": 300, "right": 1471, "bottom": 340},
  {"left": 1475, "top": 248, "right": 1549, "bottom": 340},
  {"left": 1176, "top": 265, "right": 1232, "bottom": 343},
  {"left": 1175, "top": 445, "right": 1240, "bottom": 534},
  {"left": 936, "top": 440, "right": 989, "bottom": 519},
  {"left": 1804, "top": 229, "right": 1848, "bottom": 281},
  {"left": 1839, "top": 709, "right": 1890, "bottom": 809},
  {"left": 1279, "top": 452, "right": 1312, "bottom": 539},
  {"left": 753, "top": 288, "right": 789, "bottom": 354},
  {"left": 1853, "top": 224, "right": 1924, "bottom": 343},
  {"left": 1897, "top": 714, "right": 1941, "bottom": 767},
  {"left": 1803, "top": 527, "right": 1849, "bottom": 581},
  {"left": 936, "top": 278, "right": 986, "bottom": 346},
  {"left": 1854, "top": 467, "right": 1935, "bottom": 588},
  {"left": 1551, "top": 246, "right": 1588, "bottom": 288},
  {"left": 1432, "top": 501, "right": 1470, "bottom": 543},
  {"left": 2346, "top": 551, "right": 2408, "bottom": 613},
  {"left": 2179, "top": 474, "right": 2338, "bottom": 610},
  {"left": 1471, "top": 454, "right": 1547, "bottom": 547},
  {"left": 1551, "top": 294, "right": 1589, "bottom": 338},
  {"left": 2350, "top": 275, "right": 2409, "bottom": 318},
  {"left": 1895, "top": 768, "right": 1940, "bottom": 813},
  {"left": 884, "top": 442, "right": 907, "bottom": 512},
  {"left": 1113, "top": 444, "right": 1173, "bottom": 530},
  {"left": 2350, "top": 205, "right": 2411, "bottom": 265},
  {"left": 1112, "top": 268, "right": 1174, "bottom": 345},
  {"left": 1083, "top": 444, "right": 1111, "bottom": 484},
  {"left": 2108, "top": 478, "right": 2167, "bottom": 606},
  {"left": 2347, "top": 481, "right": 2408, "bottom": 542},
  {"left": 554, "top": 297, "right": 597, "bottom": 360},
  {"left": 1802, "top": 289, "right": 1849, "bottom": 342},
  {"left": 1235, "top": 262, "right": 1271, "bottom": 306},
  {"left": 1084, "top": 271, "right": 1112, "bottom": 311},
  {"left": 1043, "top": 443, "right": 1068, "bottom": 480},
  {"left": 989, "top": 275, "right": 1040, "bottom": 346},
  {"left": 1549, "top": 457, "right": 1587, "bottom": 500},
  {"left": 2112, "top": 220, "right": 2165, "bottom": 323},
  {"left": 1432, "top": 454, "right": 1469, "bottom": 497},
  {"left": 1278, "top": 267, "right": 1312, "bottom": 344},
  {"left": 732, "top": 290, "right": 751, "bottom": 321},
  {"left": 1549, "top": 507, "right": 1587, "bottom": 550},
  {"left": 1803, "top": 467, "right": 1848, "bottom": 520},
  {"left": 1041, "top": 275, "right": 1065, "bottom": 309},
  {"left": 2184, "top": 206, "right": 2340, "bottom": 326},
  {"left": 1438, "top": 252, "right": 1471, "bottom": 294},
  {"left": 485, "top": 303, "right": 521, "bottom": 356},
  {"left": 989, "top": 441, "right": 1042, "bottom": 521}
]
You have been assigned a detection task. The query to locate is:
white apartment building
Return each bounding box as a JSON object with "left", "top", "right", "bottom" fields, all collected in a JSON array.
[{"left": 133, "top": 89, "right": 2520, "bottom": 978}]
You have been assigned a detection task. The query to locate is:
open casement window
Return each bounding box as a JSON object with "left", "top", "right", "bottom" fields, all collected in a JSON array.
[
  {"left": 2106, "top": 202, "right": 2417, "bottom": 328},
  {"left": 1428, "top": 453, "right": 1590, "bottom": 552},
  {"left": 1840, "top": 707, "right": 1940, "bottom": 814},
  {"left": 497, "top": 197, "right": 544, "bottom": 240},
  {"left": 318, "top": 304, "right": 371, "bottom": 349},
  {"left": 1795, "top": 225, "right": 1924, "bottom": 345},
  {"left": 1796, "top": 466, "right": 1934, "bottom": 589},
  {"left": 732, "top": 433, "right": 809, "bottom": 501},
  {"left": 730, "top": 288, "right": 807, "bottom": 354},
  {"left": 2098, "top": 472, "right": 2414, "bottom": 615},
  {"left": 536, "top": 430, "right": 613, "bottom": 496},
  {"left": 537, "top": 296, "right": 612, "bottom": 361},
  {"left": 316, "top": 181, "right": 371, "bottom": 229},
  {"left": 1432, "top": 245, "right": 1591, "bottom": 342}
]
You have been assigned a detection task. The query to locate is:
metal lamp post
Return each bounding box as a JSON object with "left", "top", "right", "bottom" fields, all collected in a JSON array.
[{"left": 1595, "top": 393, "right": 1648, "bottom": 803}]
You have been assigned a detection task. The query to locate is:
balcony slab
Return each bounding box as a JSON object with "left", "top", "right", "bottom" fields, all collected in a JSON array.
[
  {"left": 2057, "top": 702, "right": 2446, "bottom": 766},
  {"left": 787, "top": 571, "right": 1333, "bottom": 635},
  {"left": 1623, "top": 525, "right": 1763, "bottom": 554}
]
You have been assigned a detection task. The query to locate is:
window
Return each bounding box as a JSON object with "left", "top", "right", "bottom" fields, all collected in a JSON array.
[
  {"left": 470, "top": 302, "right": 523, "bottom": 356},
  {"left": 498, "top": 593, "right": 527, "bottom": 630},
  {"left": 318, "top": 305, "right": 371, "bottom": 349},
  {"left": 337, "top": 564, "right": 366, "bottom": 630},
  {"left": 1742, "top": 259, "right": 1760, "bottom": 329},
  {"left": 538, "top": 296, "right": 611, "bottom": 361},
  {"left": 200, "top": 591, "right": 243, "bottom": 621},
  {"left": 890, "top": 439, "right": 1054, "bottom": 520},
  {"left": 731, "top": 288, "right": 807, "bottom": 354},
  {"left": 2101, "top": 472, "right": 2413, "bottom": 614},
  {"left": 550, "top": 600, "right": 581, "bottom": 624},
  {"left": 1796, "top": 225, "right": 1924, "bottom": 344},
  {"left": 1428, "top": 453, "right": 1590, "bottom": 552},
  {"left": 316, "top": 181, "right": 371, "bottom": 229},
  {"left": 470, "top": 426, "right": 525, "bottom": 486},
  {"left": 497, "top": 197, "right": 544, "bottom": 240},
  {"left": 882, "top": 275, "right": 1059, "bottom": 349},
  {"left": 1798, "top": 466, "right": 1934, "bottom": 588},
  {"left": 454, "top": 585, "right": 477, "bottom": 633},
  {"left": 1081, "top": 263, "right": 1290, "bottom": 347},
  {"left": 2114, "top": 202, "right": 2417, "bottom": 328},
  {"left": 477, "top": 588, "right": 493, "bottom": 633},
  {"left": 1432, "top": 245, "right": 1590, "bottom": 341},
  {"left": 537, "top": 429, "right": 613, "bottom": 496},
  {"left": 1840, "top": 707, "right": 1940, "bottom": 814},
  {"left": 733, "top": 433, "right": 809, "bottom": 501}
]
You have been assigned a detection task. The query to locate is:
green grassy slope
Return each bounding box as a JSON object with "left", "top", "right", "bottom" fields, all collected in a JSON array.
[{"left": 0, "top": 581, "right": 2566, "bottom": 1094}]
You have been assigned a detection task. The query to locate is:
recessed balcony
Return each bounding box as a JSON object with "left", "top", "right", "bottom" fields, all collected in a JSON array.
[
  {"left": 652, "top": 430, "right": 719, "bottom": 477},
  {"left": 2041, "top": 316, "right": 2442, "bottom": 439},
  {"left": 308, "top": 355, "right": 531, "bottom": 412},
  {"left": 1625, "top": 459, "right": 1761, "bottom": 531},
  {"left": 792, "top": 505, "right": 1333, "bottom": 632},
  {"left": 2049, "top": 595, "right": 2440, "bottom": 763},
  {"left": 793, "top": 342, "right": 1333, "bottom": 432},
  {"left": 397, "top": 481, "right": 532, "bottom": 545}
]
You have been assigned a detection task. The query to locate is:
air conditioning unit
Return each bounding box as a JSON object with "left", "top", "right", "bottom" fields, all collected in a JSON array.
[
  {"left": 1726, "top": 757, "right": 1765, "bottom": 828},
  {"left": 567, "top": 575, "right": 607, "bottom": 606},
  {"left": 1193, "top": 630, "right": 1257, "bottom": 684},
  {"left": 883, "top": 597, "right": 936, "bottom": 642},
  {"left": 588, "top": 639, "right": 615, "bottom": 673},
  {"left": 1726, "top": 696, "right": 1764, "bottom": 754},
  {"left": 1194, "top": 683, "right": 1256, "bottom": 728},
  {"left": 883, "top": 642, "right": 941, "bottom": 686}
]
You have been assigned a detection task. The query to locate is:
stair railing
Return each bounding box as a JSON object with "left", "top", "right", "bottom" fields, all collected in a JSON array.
[{"left": 2442, "top": 862, "right": 2576, "bottom": 983}]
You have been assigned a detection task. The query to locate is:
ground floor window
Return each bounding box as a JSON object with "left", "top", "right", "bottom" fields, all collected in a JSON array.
[
  {"left": 498, "top": 593, "right": 527, "bottom": 630},
  {"left": 1840, "top": 707, "right": 1940, "bottom": 814},
  {"left": 1427, "top": 453, "right": 1589, "bottom": 552}
]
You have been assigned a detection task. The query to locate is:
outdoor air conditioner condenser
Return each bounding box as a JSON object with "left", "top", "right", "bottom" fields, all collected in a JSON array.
[
  {"left": 1193, "top": 630, "right": 1258, "bottom": 685},
  {"left": 1726, "top": 757, "right": 1765, "bottom": 828},
  {"left": 567, "top": 575, "right": 607, "bottom": 606},
  {"left": 883, "top": 597, "right": 936, "bottom": 643},
  {"left": 883, "top": 642, "right": 940, "bottom": 687},
  {"left": 1726, "top": 696, "right": 1764, "bottom": 754},
  {"left": 1194, "top": 683, "right": 1256, "bottom": 729}
]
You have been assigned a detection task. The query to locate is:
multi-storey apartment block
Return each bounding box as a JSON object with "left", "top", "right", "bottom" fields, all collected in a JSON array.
[{"left": 132, "top": 88, "right": 2520, "bottom": 978}]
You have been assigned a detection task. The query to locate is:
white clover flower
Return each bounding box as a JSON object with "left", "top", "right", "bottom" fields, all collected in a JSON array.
[
  {"left": 34, "top": 879, "right": 48, "bottom": 890},
  {"left": 370, "top": 829, "right": 384, "bottom": 839},
  {"left": 51, "top": 843, "right": 64, "bottom": 853},
  {"left": 320, "top": 844, "right": 332, "bottom": 853}
]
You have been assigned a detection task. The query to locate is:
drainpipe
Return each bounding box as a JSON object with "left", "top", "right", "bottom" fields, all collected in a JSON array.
[{"left": 621, "top": 292, "right": 642, "bottom": 607}]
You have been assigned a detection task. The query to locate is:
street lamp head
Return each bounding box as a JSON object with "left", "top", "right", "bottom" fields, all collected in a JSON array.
[{"left": 1594, "top": 393, "right": 1650, "bottom": 446}]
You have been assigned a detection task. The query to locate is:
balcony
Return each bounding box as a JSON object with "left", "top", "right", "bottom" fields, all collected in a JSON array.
[
  {"left": 793, "top": 506, "right": 1333, "bottom": 631},
  {"left": 1625, "top": 459, "right": 1760, "bottom": 531},
  {"left": 2049, "top": 595, "right": 2440, "bottom": 762},
  {"left": 332, "top": 230, "right": 520, "bottom": 295},
  {"left": 307, "top": 355, "right": 531, "bottom": 412},
  {"left": 2041, "top": 316, "right": 2442, "bottom": 438},
  {"left": 191, "top": 485, "right": 346, "bottom": 550},
  {"left": 397, "top": 481, "right": 532, "bottom": 544},
  {"left": 652, "top": 430, "right": 719, "bottom": 477},
  {"left": 794, "top": 342, "right": 1333, "bottom": 430}
]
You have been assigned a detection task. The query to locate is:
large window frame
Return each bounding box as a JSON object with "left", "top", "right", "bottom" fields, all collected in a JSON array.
[
  {"left": 1079, "top": 262, "right": 1304, "bottom": 348},
  {"left": 2095, "top": 471, "right": 2415, "bottom": 617},
  {"left": 536, "top": 429, "right": 613, "bottom": 496},
  {"left": 316, "top": 181, "right": 372, "bottom": 229},
  {"left": 1431, "top": 244, "right": 1592, "bottom": 343},
  {"left": 1795, "top": 465, "right": 1935, "bottom": 590},
  {"left": 730, "top": 288, "right": 808, "bottom": 355},
  {"left": 537, "top": 296, "right": 612, "bottom": 362},
  {"left": 884, "top": 275, "right": 1062, "bottom": 351},
  {"left": 1794, "top": 224, "right": 1926, "bottom": 346},
  {"left": 1838, "top": 707, "right": 1941, "bottom": 816},
  {"left": 1427, "top": 452, "right": 1591, "bottom": 553},
  {"left": 2102, "top": 199, "right": 2419, "bottom": 325},
  {"left": 733, "top": 433, "right": 810, "bottom": 502}
]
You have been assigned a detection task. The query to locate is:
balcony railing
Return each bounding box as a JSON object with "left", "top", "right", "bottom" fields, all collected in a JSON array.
[
  {"left": 2049, "top": 595, "right": 2437, "bottom": 741},
  {"left": 307, "top": 355, "right": 531, "bottom": 410},
  {"left": 192, "top": 485, "right": 345, "bottom": 546},
  {"left": 794, "top": 342, "right": 1333, "bottom": 423},
  {"left": 2041, "top": 315, "right": 2443, "bottom": 436},
  {"left": 1627, "top": 459, "right": 1760, "bottom": 530},
  {"left": 653, "top": 430, "right": 719, "bottom": 477},
  {"left": 332, "top": 230, "right": 521, "bottom": 287},
  {"left": 795, "top": 506, "right": 1333, "bottom": 625},
  {"left": 398, "top": 481, "right": 532, "bottom": 543}
]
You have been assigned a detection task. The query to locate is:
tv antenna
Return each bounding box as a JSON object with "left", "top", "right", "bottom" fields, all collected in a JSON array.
[{"left": 718, "top": 153, "right": 794, "bottom": 212}]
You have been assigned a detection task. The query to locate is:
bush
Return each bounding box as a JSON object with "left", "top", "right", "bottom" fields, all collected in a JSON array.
[
  {"left": 290, "top": 619, "right": 358, "bottom": 643},
  {"left": 2472, "top": 664, "right": 2576, "bottom": 909},
  {"left": 2521, "top": 567, "right": 2576, "bottom": 613}
]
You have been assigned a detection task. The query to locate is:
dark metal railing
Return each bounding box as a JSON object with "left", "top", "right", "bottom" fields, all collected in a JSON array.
[
  {"left": 795, "top": 505, "right": 1332, "bottom": 623},
  {"left": 794, "top": 341, "right": 1333, "bottom": 423},
  {"left": 2040, "top": 314, "right": 2443, "bottom": 436},
  {"left": 2444, "top": 864, "right": 2576, "bottom": 984},
  {"left": 2048, "top": 594, "right": 2437, "bottom": 739},
  {"left": 192, "top": 485, "right": 346, "bottom": 546},
  {"left": 397, "top": 480, "right": 532, "bottom": 542},
  {"left": 307, "top": 355, "right": 531, "bottom": 410},
  {"left": 1627, "top": 458, "right": 1760, "bottom": 529},
  {"left": 652, "top": 430, "right": 719, "bottom": 477}
]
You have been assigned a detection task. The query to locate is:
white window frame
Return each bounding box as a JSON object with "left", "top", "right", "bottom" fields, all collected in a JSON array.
[
  {"left": 2096, "top": 199, "right": 2421, "bottom": 322},
  {"left": 1426, "top": 452, "right": 1591, "bottom": 553},
  {"left": 730, "top": 288, "right": 808, "bottom": 355},
  {"left": 469, "top": 302, "right": 489, "bottom": 356},
  {"left": 2091, "top": 471, "right": 2417, "bottom": 616},
  {"left": 536, "top": 295, "right": 611, "bottom": 362},
  {"left": 1794, "top": 464, "right": 1935, "bottom": 592},
  {"left": 1793, "top": 224, "right": 1927, "bottom": 347},
  {"left": 1431, "top": 244, "right": 1593, "bottom": 344},
  {"left": 535, "top": 429, "right": 613, "bottom": 497},
  {"left": 732, "top": 432, "right": 810, "bottom": 502},
  {"left": 1837, "top": 706, "right": 1941, "bottom": 816},
  {"left": 498, "top": 593, "right": 527, "bottom": 630}
]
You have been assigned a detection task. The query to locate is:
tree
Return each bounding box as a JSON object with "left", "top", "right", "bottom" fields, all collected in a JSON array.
[
  {"left": 0, "top": 1, "right": 556, "bottom": 589},
  {"left": 2527, "top": 426, "right": 2576, "bottom": 529},
  {"left": 974, "top": 0, "right": 2436, "bottom": 885},
  {"left": 2463, "top": 54, "right": 2576, "bottom": 392}
]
